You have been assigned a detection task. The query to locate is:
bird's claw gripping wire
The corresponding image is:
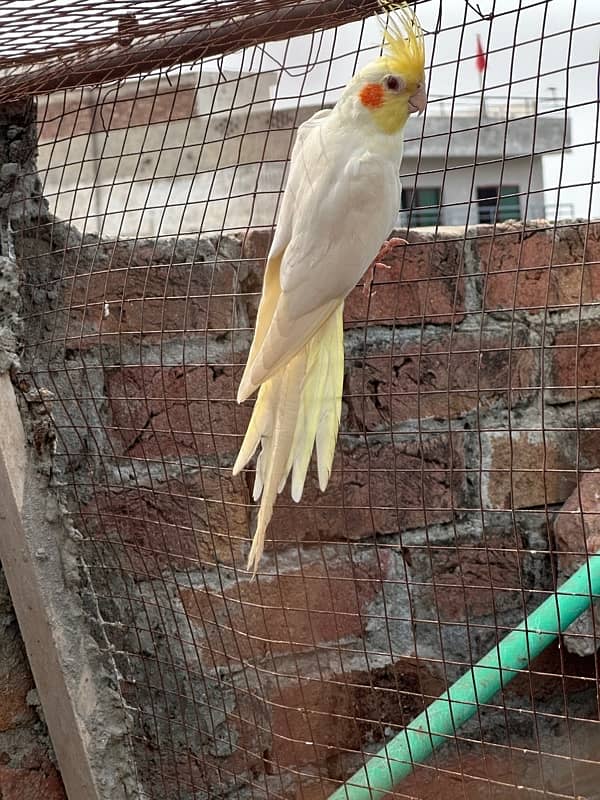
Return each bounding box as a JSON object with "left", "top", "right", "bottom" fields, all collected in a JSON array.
[{"left": 362, "top": 236, "right": 408, "bottom": 296}]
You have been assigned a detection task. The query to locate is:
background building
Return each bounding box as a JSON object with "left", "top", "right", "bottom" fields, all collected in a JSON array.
[{"left": 37, "top": 70, "right": 570, "bottom": 238}]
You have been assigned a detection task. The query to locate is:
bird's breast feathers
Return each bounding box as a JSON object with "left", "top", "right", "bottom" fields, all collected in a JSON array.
[{"left": 277, "top": 111, "right": 402, "bottom": 307}]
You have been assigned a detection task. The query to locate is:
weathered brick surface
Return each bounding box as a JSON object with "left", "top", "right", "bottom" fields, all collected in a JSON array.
[
  {"left": 577, "top": 425, "right": 600, "bottom": 467},
  {"left": 546, "top": 322, "right": 600, "bottom": 404},
  {"left": 483, "top": 422, "right": 600, "bottom": 513},
  {"left": 260, "top": 657, "right": 444, "bottom": 770},
  {"left": 237, "top": 228, "right": 274, "bottom": 326},
  {"left": 239, "top": 228, "right": 274, "bottom": 263},
  {"left": 348, "top": 330, "right": 538, "bottom": 430},
  {"left": 63, "top": 237, "right": 243, "bottom": 345},
  {"left": 107, "top": 361, "right": 249, "bottom": 458},
  {"left": 393, "top": 751, "right": 548, "bottom": 800},
  {"left": 229, "top": 656, "right": 444, "bottom": 781},
  {"left": 299, "top": 749, "right": 557, "bottom": 800},
  {"left": 80, "top": 468, "right": 250, "bottom": 577},
  {"left": 181, "top": 550, "right": 398, "bottom": 667},
  {"left": 0, "top": 576, "right": 63, "bottom": 793},
  {"left": 18, "top": 229, "right": 245, "bottom": 349},
  {"left": 507, "top": 637, "right": 600, "bottom": 700},
  {"left": 0, "top": 583, "right": 66, "bottom": 797},
  {"left": 0, "top": 764, "right": 65, "bottom": 800},
  {"left": 239, "top": 228, "right": 466, "bottom": 327},
  {"left": 554, "top": 472, "right": 600, "bottom": 576},
  {"left": 131, "top": 745, "right": 256, "bottom": 800},
  {"left": 0, "top": 624, "right": 35, "bottom": 732},
  {"left": 478, "top": 221, "right": 600, "bottom": 312},
  {"left": 345, "top": 230, "right": 466, "bottom": 326},
  {"left": 265, "top": 434, "right": 465, "bottom": 550},
  {"left": 483, "top": 430, "right": 577, "bottom": 509},
  {"left": 410, "top": 533, "right": 526, "bottom": 624},
  {"left": 288, "top": 778, "right": 339, "bottom": 800}
]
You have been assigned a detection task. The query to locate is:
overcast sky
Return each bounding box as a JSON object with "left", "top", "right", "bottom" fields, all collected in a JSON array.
[{"left": 225, "top": 0, "right": 599, "bottom": 219}]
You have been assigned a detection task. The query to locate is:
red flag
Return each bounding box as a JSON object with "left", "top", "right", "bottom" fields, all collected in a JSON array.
[{"left": 475, "top": 34, "right": 486, "bottom": 73}]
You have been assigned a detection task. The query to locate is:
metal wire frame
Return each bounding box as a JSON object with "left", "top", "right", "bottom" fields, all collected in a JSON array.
[{"left": 5, "top": 0, "right": 600, "bottom": 798}]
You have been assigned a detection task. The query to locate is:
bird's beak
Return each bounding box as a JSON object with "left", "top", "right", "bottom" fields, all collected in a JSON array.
[{"left": 408, "top": 85, "right": 427, "bottom": 116}]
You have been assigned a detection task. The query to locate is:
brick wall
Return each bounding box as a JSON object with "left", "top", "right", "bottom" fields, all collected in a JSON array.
[
  {"left": 0, "top": 574, "right": 66, "bottom": 800},
  {"left": 16, "top": 217, "right": 600, "bottom": 798}
]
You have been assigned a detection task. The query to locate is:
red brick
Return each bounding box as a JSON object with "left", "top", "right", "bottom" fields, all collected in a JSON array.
[
  {"left": 239, "top": 228, "right": 274, "bottom": 272},
  {"left": 237, "top": 228, "right": 274, "bottom": 327},
  {"left": 554, "top": 472, "right": 600, "bottom": 578},
  {"left": 0, "top": 627, "right": 35, "bottom": 732},
  {"left": 345, "top": 230, "right": 466, "bottom": 326},
  {"left": 478, "top": 221, "right": 600, "bottom": 312},
  {"left": 180, "top": 550, "right": 396, "bottom": 667},
  {"left": 546, "top": 323, "right": 600, "bottom": 403},
  {"left": 289, "top": 778, "right": 339, "bottom": 800},
  {"left": 300, "top": 750, "right": 555, "bottom": 800},
  {"left": 266, "top": 435, "right": 465, "bottom": 550},
  {"left": 483, "top": 430, "right": 581, "bottom": 509},
  {"left": 63, "top": 238, "right": 242, "bottom": 346},
  {"left": 240, "top": 228, "right": 465, "bottom": 328},
  {"left": 392, "top": 751, "right": 540, "bottom": 800},
  {"left": 507, "top": 638, "right": 600, "bottom": 700},
  {"left": 0, "top": 765, "right": 65, "bottom": 800},
  {"left": 410, "top": 533, "right": 526, "bottom": 624},
  {"left": 79, "top": 468, "right": 249, "bottom": 577},
  {"left": 484, "top": 424, "right": 600, "bottom": 509},
  {"left": 106, "top": 361, "right": 250, "bottom": 458},
  {"left": 578, "top": 425, "right": 600, "bottom": 468},
  {"left": 253, "top": 658, "right": 443, "bottom": 770},
  {"left": 348, "top": 330, "right": 537, "bottom": 430}
]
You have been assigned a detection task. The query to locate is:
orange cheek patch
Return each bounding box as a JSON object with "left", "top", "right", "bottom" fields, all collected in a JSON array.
[{"left": 359, "top": 82, "right": 384, "bottom": 108}]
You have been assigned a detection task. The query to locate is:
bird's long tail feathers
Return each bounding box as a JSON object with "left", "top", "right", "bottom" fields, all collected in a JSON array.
[{"left": 233, "top": 305, "right": 344, "bottom": 573}]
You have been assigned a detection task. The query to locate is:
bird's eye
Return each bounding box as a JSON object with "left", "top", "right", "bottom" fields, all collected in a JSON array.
[{"left": 385, "top": 75, "right": 401, "bottom": 92}]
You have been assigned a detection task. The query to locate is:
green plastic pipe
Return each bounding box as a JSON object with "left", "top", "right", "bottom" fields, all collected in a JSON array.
[{"left": 329, "top": 553, "right": 600, "bottom": 800}]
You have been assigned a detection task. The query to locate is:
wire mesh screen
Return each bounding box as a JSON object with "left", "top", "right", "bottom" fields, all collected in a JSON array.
[{"left": 5, "top": 0, "right": 600, "bottom": 798}]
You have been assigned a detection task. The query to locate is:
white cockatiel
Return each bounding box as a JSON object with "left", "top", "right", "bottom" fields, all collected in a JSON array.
[{"left": 234, "top": 4, "right": 427, "bottom": 572}]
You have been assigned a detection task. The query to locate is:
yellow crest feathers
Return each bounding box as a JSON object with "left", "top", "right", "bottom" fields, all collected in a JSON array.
[{"left": 377, "top": 2, "right": 425, "bottom": 83}]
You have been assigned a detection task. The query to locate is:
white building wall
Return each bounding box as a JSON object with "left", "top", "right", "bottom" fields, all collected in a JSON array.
[
  {"left": 398, "top": 156, "right": 546, "bottom": 228},
  {"left": 38, "top": 71, "right": 283, "bottom": 238},
  {"left": 37, "top": 75, "right": 566, "bottom": 239}
]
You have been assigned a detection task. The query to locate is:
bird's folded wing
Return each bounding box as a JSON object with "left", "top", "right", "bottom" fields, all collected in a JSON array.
[{"left": 238, "top": 112, "right": 399, "bottom": 399}]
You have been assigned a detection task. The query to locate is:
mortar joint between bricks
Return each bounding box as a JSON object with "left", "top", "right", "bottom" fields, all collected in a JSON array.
[{"left": 462, "top": 227, "right": 485, "bottom": 316}]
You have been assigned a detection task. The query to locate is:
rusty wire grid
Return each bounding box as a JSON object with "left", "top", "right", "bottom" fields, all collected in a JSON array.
[{"left": 4, "top": 0, "right": 600, "bottom": 798}]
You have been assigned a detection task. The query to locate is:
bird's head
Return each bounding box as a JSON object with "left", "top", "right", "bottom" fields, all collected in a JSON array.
[{"left": 347, "top": 3, "right": 426, "bottom": 135}]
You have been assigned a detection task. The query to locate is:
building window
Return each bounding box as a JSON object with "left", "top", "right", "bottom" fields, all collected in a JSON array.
[
  {"left": 401, "top": 187, "right": 442, "bottom": 227},
  {"left": 477, "top": 185, "right": 521, "bottom": 223}
]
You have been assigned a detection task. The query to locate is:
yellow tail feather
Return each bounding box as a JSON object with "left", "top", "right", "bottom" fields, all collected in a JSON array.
[{"left": 234, "top": 306, "right": 344, "bottom": 573}]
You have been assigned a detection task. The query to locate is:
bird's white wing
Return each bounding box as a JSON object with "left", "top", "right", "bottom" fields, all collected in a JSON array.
[
  {"left": 237, "top": 110, "right": 332, "bottom": 402},
  {"left": 266, "top": 109, "right": 333, "bottom": 261},
  {"left": 280, "top": 138, "right": 400, "bottom": 311},
  {"left": 238, "top": 113, "right": 400, "bottom": 399}
]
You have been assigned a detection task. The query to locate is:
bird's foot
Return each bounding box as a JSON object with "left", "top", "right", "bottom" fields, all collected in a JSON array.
[{"left": 362, "top": 237, "right": 408, "bottom": 296}]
